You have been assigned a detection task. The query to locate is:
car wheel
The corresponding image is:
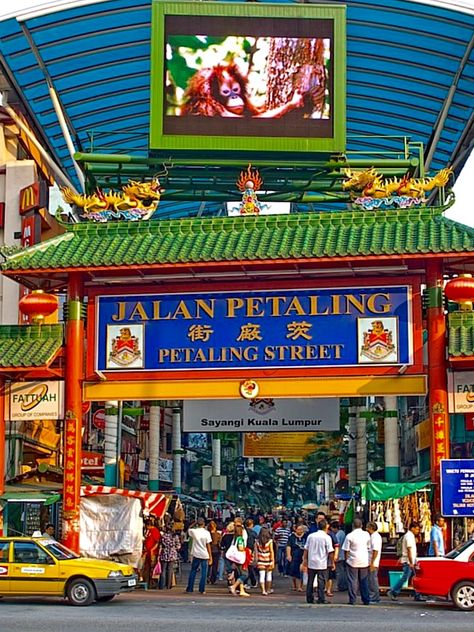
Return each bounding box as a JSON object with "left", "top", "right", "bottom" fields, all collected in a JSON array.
[
  {"left": 452, "top": 581, "right": 474, "bottom": 611},
  {"left": 96, "top": 595, "right": 115, "bottom": 602},
  {"left": 67, "top": 578, "right": 95, "bottom": 606}
]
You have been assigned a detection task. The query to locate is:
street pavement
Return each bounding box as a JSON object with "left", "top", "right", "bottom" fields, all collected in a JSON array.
[{"left": 0, "top": 569, "right": 472, "bottom": 632}]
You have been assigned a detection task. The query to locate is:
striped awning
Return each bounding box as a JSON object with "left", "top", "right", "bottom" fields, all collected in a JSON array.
[{"left": 81, "top": 485, "right": 170, "bottom": 518}]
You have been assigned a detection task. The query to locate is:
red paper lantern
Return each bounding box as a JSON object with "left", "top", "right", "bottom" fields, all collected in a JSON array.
[
  {"left": 445, "top": 276, "right": 474, "bottom": 303},
  {"left": 19, "top": 290, "right": 58, "bottom": 323}
]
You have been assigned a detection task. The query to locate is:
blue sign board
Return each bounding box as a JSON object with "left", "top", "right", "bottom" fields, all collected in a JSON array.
[
  {"left": 95, "top": 286, "right": 413, "bottom": 372},
  {"left": 440, "top": 459, "right": 474, "bottom": 517}
]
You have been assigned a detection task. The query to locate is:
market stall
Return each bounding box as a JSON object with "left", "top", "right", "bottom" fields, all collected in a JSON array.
[
  {"left": 359, "top": 480, "right": 433, "bottom": 589},
  {"left": 79, "top": 486, "right": 173, "bottom": 567}
]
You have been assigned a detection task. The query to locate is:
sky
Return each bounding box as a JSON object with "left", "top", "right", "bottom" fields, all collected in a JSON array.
[{"left": 0, "top": 0, "right": 472, "bottom": 226}]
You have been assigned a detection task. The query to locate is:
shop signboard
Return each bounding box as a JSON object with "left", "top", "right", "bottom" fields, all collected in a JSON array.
[
  {"left": 7, "top": 381, "right": 64, "bottom": 421},
  {"left": 448, "top": 371, "right": 474, "bottom": 413},
  {"left": 183, "top": 397, "right": 339, "bottom": 433},
  {"left": 81, "top": 451, "right": 104, "bottom": 472},
  {"left": 243, "top": 431, "right": 317, "bottom": 459},
  {"left": 440, "top": 459, "right": 474, "bottom": 517},
  {"left": 96, "top": 285, "right": 413, "bottom": 372}
]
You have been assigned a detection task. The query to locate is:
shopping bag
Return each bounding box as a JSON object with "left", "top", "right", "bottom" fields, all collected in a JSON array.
[
  {"left": 152, "top": 560, "right": 162, "bottom": 578},
  {"left": 225, "top": 544, "right": 246, "bottom": 564}
]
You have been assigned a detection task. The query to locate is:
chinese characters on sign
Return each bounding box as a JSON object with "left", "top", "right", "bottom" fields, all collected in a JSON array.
[
  {"left": 97, "top": 287, "right": 413, "bottom": 372},
  {"left": 432, "top": 402, "right": 449, "bottom": 472},
  {"left": 63, "top": 412, "right": 79, "bottom": 518}
]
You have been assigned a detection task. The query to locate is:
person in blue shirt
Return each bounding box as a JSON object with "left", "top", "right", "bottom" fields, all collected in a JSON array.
[{"left": 428, "top": 514, "right": 446, "bottom": 557}]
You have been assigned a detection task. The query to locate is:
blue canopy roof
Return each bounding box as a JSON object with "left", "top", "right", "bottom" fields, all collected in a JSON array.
[{"left": 0, "top": 0, "right": 472, "bottom": 217}]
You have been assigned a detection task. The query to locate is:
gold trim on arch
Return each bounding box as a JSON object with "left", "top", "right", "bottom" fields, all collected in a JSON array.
[{"left": 83, "top": 375, "right": 426, "bottom": 401}]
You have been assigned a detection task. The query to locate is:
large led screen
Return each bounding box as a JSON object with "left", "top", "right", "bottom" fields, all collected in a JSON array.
[{"left": 150, "top": 2, "right": 346, "bottom": 153}]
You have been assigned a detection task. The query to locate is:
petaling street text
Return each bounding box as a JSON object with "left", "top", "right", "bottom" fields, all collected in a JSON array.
[
  {"left": 111, "top": 292, "right": 393, "bottom": 322},
  {"left": 157, "top": 343, "right": 344, "bottom": 364}
]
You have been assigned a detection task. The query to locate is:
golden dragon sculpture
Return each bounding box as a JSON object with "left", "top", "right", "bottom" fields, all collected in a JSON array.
[
  {"left": 343, "top": 167, "right": 452, "bottom": 200},
  {"left": 61, "top": 179, "right": 161, "bottom": 220}
]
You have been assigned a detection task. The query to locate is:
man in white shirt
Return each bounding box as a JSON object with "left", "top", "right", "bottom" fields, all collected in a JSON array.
[
  {"left": 366, "top": 521, "right": 382, "bottom": 603},
  {"left": 342, "top": 518, "right": 371, "bottom": 605},
  {"left": 387, "top": 521, "right": 424, "bottom": 602},
  {"left": 301, "top": 519, "right": 335, "bottom": 604},
  {"left": 185, "top": 517, "right": 212, "bottom": 594}
]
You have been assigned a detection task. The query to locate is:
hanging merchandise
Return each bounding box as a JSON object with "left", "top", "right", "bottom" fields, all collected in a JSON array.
[{"left": 367, "top": 486, "right": 433, "bottom": 544}]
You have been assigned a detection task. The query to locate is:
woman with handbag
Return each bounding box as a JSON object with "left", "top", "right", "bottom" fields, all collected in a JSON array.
[
  {"left": 255, "top": 527, "right": 275, "bottom": 595},
  {"left": 227, "top": 524, "right": 250, "bottom": 597}
]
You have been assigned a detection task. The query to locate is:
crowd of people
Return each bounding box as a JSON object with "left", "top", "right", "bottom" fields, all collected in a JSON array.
[
  {"left": 180, "top": 510, "right": 376, "bottom": 602},
  {"left": 139, "top": 508, "right": 448, "bottom": 604}
]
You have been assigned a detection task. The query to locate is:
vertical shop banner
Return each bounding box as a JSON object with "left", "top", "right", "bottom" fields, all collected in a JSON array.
[
  {"left": 183, "top": 398, "right": 339, "bottom": 432},
  {"left": 96, "top": 286, "right": 414, "bottom": 372},
  {"left": 440, "top": 459, "right": 474, "bottom": 516},
  {"left": 64, "top": 413, "right": 79, "bottom": 516}
]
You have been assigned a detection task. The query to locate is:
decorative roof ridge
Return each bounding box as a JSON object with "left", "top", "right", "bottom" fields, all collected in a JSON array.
[
  {"left": 62, "top": 205, "right": 449, "bottom": 237},
  {"left": 0, "top": 324, "right": 64, "bottom": 339}
]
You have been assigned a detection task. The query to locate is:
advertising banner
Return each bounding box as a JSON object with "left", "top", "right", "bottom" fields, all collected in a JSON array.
[
  {"left": 243, "top": 432, "right": 317, "bottom": 459},
  {"left": 440, "top": 459, "right": 474, "bottom": 516},
  {"left": 448, "top": 371, "right": 474, "bottom": 413},
  {"left": 183, "top": 398, "right": 339, "bottom": 433},
  {"left": 96, "top": 286, "right": 413, "bottom": 372},
  {"left": 7, "top": 381, "right": 64, "bottom": 421}
]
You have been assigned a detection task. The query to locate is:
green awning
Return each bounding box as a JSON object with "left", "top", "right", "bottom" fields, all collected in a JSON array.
[
  {"left": 359, "top": 480, "right": 431, "bottom": 501},
  {"left": 0, "top": 491, "right": 61, "bottom": 504}
]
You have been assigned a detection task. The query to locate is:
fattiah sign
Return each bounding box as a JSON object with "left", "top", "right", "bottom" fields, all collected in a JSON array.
[{"left": 95, "top": 286, "right": 413, "bottom": 372}]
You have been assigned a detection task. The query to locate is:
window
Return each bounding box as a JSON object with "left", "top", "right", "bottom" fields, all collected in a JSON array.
[
  {"left": 13, "top": 542, "right": 53, "bottom": 564},
  {"left": 0, "top": 541, "right": 9, "bottom": 562}
]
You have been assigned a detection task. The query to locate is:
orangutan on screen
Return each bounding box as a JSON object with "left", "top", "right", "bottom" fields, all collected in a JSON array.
[{"left": 181, "top": 62, "right": 304, "bottom": 118}]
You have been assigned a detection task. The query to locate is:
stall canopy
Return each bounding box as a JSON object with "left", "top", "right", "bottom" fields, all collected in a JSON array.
[
  {"left": 360, "top": 480, "right": 432, "bottom": 501},
  {"left": 81, "top": 485, "right": 170, "bottom": 518}
]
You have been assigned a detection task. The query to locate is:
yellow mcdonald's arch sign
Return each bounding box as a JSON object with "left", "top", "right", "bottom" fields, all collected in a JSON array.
[{"left": 19, "top": 182, "right": 40, "bottom": 214}]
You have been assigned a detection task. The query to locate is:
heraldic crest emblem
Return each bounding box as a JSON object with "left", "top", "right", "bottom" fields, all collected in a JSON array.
[
  {"left": 360, "top": 319, "right": 396, "bottom": 361},
  {"left": 109, "top": 326, "right": 142, "bottom": 366}
]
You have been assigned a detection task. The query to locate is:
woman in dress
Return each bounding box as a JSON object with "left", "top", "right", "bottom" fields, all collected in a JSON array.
[
  {"left": 254, "top": 527, "right": 275, "bottom": 595},
  {"left": 286, "top": 524, "right": 307, "bottom": 591},
  {"left": 158, "top": 523, "right": 181, "bottom": 589}
]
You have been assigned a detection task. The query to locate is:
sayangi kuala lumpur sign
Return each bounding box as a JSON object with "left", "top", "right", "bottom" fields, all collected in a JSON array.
[{"left": 95, "top": 286, "right": 413, "bottom": 372}]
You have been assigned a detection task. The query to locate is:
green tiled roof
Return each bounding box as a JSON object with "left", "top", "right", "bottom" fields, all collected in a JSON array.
[
  {"left": 2, "top": 208, "right": 474, "bottom": 273},
  {"left": 448, "top": 311, "right": 474, "bottom": 358},
  {"left": 0, "top": 324, "right": 64, "bottom": 368}
]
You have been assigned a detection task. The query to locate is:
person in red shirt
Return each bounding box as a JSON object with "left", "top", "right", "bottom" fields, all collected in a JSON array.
[{"left": 143, "top": 518, "right": 161, "bottom": 588}]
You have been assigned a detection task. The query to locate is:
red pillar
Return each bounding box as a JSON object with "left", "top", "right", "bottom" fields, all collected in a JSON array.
[
  {"left": 426, "top": 261, "right": 450, "bottom": 513},
  {"left": 62, "top": 273, "right": 84, "bottom": 552}
]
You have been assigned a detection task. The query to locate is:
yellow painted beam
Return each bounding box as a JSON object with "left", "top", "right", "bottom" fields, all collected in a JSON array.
[{"left": 84, "top": 375, "right": 426, "bottom": 401}]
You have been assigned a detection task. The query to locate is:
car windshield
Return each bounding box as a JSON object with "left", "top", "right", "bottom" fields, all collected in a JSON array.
[
  {"left": 444, "top": 539, "right": 473, "bottom": 560},
  {"left": 43, "top": 541, "right": 81, "bottom": 560}
]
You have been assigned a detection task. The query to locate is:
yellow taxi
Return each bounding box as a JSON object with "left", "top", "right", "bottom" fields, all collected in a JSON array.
[{"left": 0, "top": 536, "right": 137, "bottom": 606}]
